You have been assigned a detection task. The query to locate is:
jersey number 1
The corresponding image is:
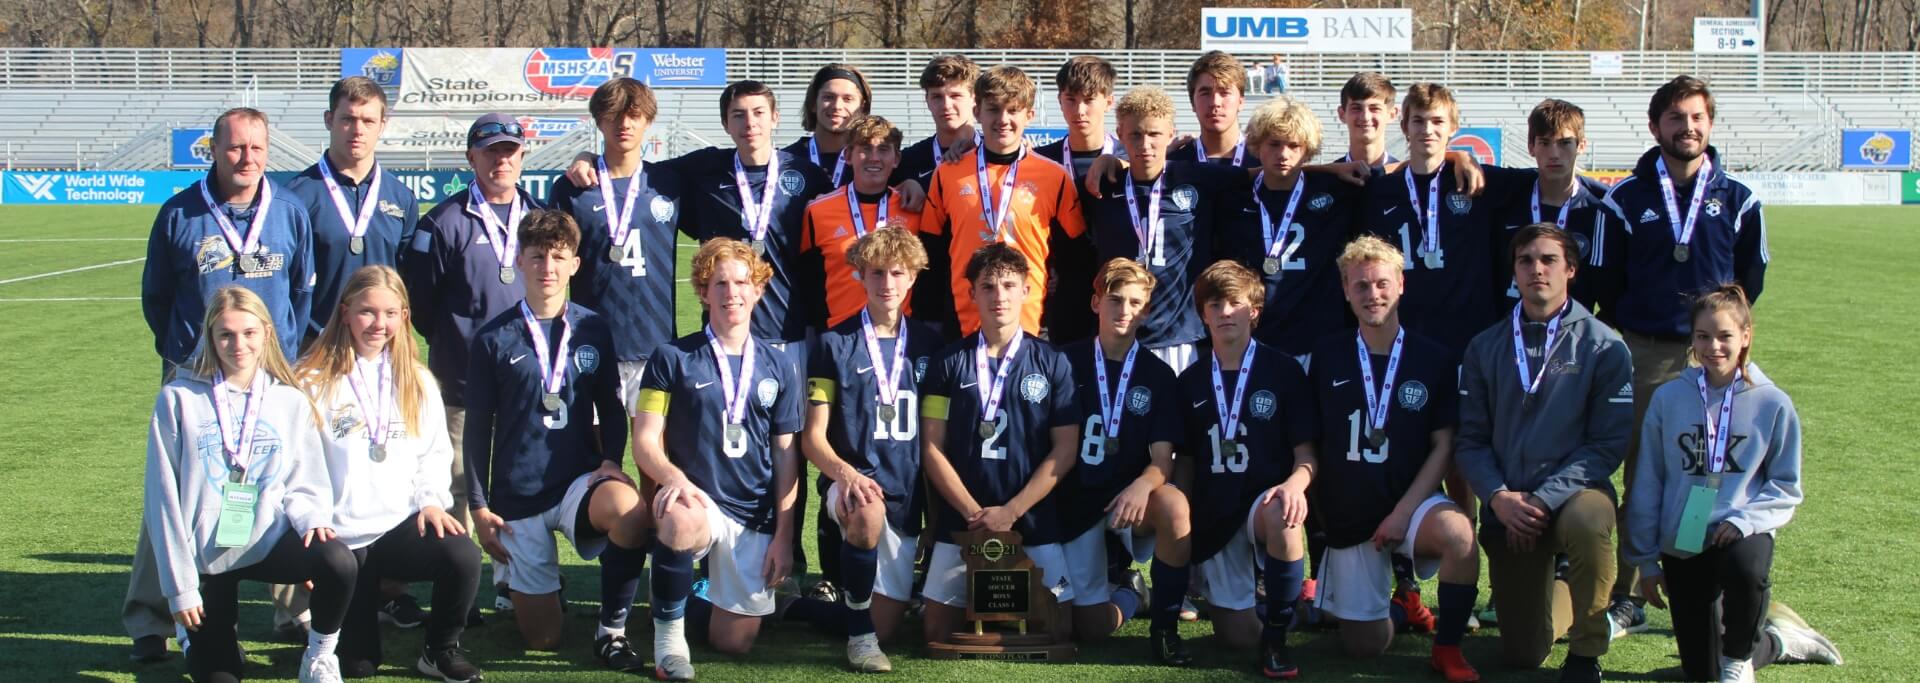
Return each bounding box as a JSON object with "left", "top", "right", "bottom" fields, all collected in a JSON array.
[{"left": 1343, "top": 409, "right": 1388, "bottom": 463}]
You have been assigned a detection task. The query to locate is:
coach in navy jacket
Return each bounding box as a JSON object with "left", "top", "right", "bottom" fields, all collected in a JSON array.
[
  {"left": 399, "top": 182, "right": 542, "bottom": 408},
  {"left": 1601, "top": 145, "right": 1766, "bottom": 338},
  {"left": 284, "top": 159, "right": 416, "bottom": 340}
]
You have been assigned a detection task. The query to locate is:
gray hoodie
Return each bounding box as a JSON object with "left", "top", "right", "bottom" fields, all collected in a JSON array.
[
  {"left": 1456, "top": 300, "right": 1635, "bottom": 521},
  {"left": 1624, "top": 364, "right": 1802, "bottom": 577},
  {"left": 144, "top": 373, "right": 330, "bottom": 614}
]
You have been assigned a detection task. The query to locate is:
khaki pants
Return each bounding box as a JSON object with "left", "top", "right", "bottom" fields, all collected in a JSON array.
[
  {"left": 1616, "top": 331, "right": 1691, "bottom": 599},
  {"left": 122, "top": 522, "right": 175, "bottom": 640},
  {"left": 1483, "top": 488, "right": 1617, "bottom": 668}
]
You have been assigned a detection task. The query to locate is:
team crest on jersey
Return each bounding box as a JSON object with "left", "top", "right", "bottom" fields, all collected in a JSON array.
[
  {"left": 1308, "top": 193, "right": 1334, "bottom": 212},
  {"left": 1251, "top": 390, "right": 1277, "bottom": 420},
  {"left": 914, "top": 357, "right": 930, "bottom": 382},
  {"left": 1019, "top": 373, "right": 1049, "bottom": 403},
  {"left": 778, "top": 169, "right": 806, "bottom": 196},
  {"left": 1398, "top": 381, "right": 1429, "bottom": 411},
  {"left": 1126, "top": 387, "right": 1152, "bottom": 416},
  {"left": 379, "top": 200, "right": 405, "bottom": 218},
  {"left": 1571, "top": 233, "right": 1592, "bottom": 260},
  {"left": 575, "top": 345, "right": 601, "bottom": 374},
  {"left": 1169, "top": 185, "right": 1198, "bottom": 212},
  {"left": 1447, "top": 193, "right": 1473, "bottom": 215},
  {"left": 650, "top": 196, "right": 676, "bottom": 224},
  {"left": 1704, "top": 198, "right": 1724, "bottom": 217},
  {"left": 194, "top": 235, "right": 235, "bottom": 274},
  {"left": 1549, "top": 357, "right": 1580, "bottom": 375},
  {"left": 756, "top": 377, "right": 780, "bottom": 407}
]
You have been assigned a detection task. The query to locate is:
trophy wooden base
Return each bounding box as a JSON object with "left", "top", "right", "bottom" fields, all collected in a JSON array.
[{"left": 926, "top": 628, "right": 1077, "bottom": 661}]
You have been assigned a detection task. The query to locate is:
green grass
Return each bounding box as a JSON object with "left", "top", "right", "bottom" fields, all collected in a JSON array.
[{"left": 1, "top": 205, "right": 1915, "bottom": 681}]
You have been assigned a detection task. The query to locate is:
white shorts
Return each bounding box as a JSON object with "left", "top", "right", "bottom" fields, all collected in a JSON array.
[
  {"left": 1315, "top": 495, "right": 1451, "bottom": 622},
  {"left": 825, "top": 482, "right": 920, "bottom": 603},
  {"left": 687, "top": 489, "right": 777, "bottom": 617},
  {"left": 1195, "top": 497, "right": 1266, "bottom": 612},
  {"left": 922, "top": 540, "right": 1074, "bottom": 608},
  {"left": 617, "top": 360, "right": 649, "bottom": 414},
  {"left": 1149, "top": 343, "right": 1199, "bottom": 374},
  {"left": 1062, "top": 515, "right": 1157, "bottom": 607},
  {"left": 499, "top": 473, "right": 607, "bottom": 595}
]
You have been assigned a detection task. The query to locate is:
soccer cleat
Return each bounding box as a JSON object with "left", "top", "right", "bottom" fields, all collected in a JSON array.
[
  {"left": 1606, "top": 598, "right": 1647, "bottom": 639},
  {"left": 1178, "top": 595, "right": 1200, "bottom": 622},
  {"left": 1260, "top": 642, "right": 1300, "bottom": 679},
  {"left": 340, "top": 658, "right": 377, "bottom": 679},
  {"left": 1149, "top": 628, "right": 1193, "bottom": 667},
  {"left": 1123, "top": 568, "right": 1151, "bottom": 611},
  {"left": 1476, "top": 605, "right": 1499, "bottom": 626},
  {"left": 1765, "top": 609, "right": 1843, "bottom": 666},
  {"left": 808, "top": 580, "right": 842, "bottom": 604},
  {"left": 491, "top": 586, "right": 515, "bottom": 614},
  {"left": 846, "top": 633, "right": 893, "bottom": 673},
  {"left": 1557, "top": 653, "right": 1603, "bottom": 683},
  {"left": 418, "top": 646, "right": 485, "bottom": 683},
  {"left": 1393, "top": 586, "right": 1436, "bottom": 633},
  {"left": 129, "top": 635, "right": 170, "bottom": 663},
  {"left": 595, "top": 634, "right": 647, "bottom": 672},
  {"left": 1718, "top": 655, "right": 1755, "bottom": 683},
  {"left": 1430, "top": 644, "right": 1481, "bottom": 683},
  {"left": 299, "top": 652, "right": 344, "bottom": 683},
  {"left": 379, "top": 594, "right": 428, "bottom": 628},
  {"left": 653, "top": 653, "right": 697, "bottom": 681}
]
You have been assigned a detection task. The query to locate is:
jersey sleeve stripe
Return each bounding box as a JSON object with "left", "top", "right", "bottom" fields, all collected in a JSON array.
[
  {"left": 922, "top": 394, "right": 950, "bottom": 421},
  {"left": 638, "top": 388, "right": 670, "bottom": 415},
  {"left": 807, "top": 377, "right": 836, "bottom": 403}
]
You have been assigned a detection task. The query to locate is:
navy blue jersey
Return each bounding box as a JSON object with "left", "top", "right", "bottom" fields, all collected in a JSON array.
[
  {"left": 1361, "top": 164, "right": 1527, "bottom": 364},
  {"left": 892, "top": 135, "right": 950, "bottom": 190},
  {"left": 1600, "top": 147, "right": 1768, "bottom": 337},
  {"left": 142, "top": 178, "right": 313, "bottom": 367},
  {"left": 462, "top": 304, "right": 625, "bottom": 520},
  {"left": 1221, "top": 172, "right": 1366, "bottom": 357},
  {"left": 806, "top": 315, "right": 943, "bottom": 534},
  {"left": 1167, "top": 137, "right": 1263, "bottom": 170},
  {"left": 639, "top": 332, "right": 805, "bottom": 533},
  {"left": 551, "top": 162, "right": 686, "bottom": 362},
  {"left": 1496, "top": 172, "right": 1617, "bottom": 314},
  {"left": 1177, "top": 341, "right": 1318, "bottom": 562},
  {"left": 783, "top": 136, "right": 852, "bottom": 189},
  {"left": 1057, "top": 338, "right": 1184, "bottom": 539},
  {"left": 1031, "top": 138, "right": 1128, "bottom": 345},
  {"left": 677, "top": 147, "right": 833, "bottom": 342},
  {"left": 282, "top": 160, "right": 419, "bottom": 337},
  {"left": 1307, "top": 329, "right": 1458, "bottom": 549},
  {"left": 399, "top": 187, "right": 544, "bottom": 406},
  {"left": 921, "top": 333, "right": 1077, "bottom": 545},
  {"left": 1083, "top": 161, "right": 1250, "bottom": 349}
]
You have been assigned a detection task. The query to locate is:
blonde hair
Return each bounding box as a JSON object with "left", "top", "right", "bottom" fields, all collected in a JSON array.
[
  {"left": 1336, "top": 235, "right": 1407, "bottom": 277},
  {"left": 1114, "top": 87, "right": 1176, "bottom": 127},
  {"left": 847, "top": 227, "right": 928, "bottom": 274},
  {"left": 1193, "top": 259, "right": 1265, "bottom": 318},
  {"left": 294, "top": 265, "right": 429, "bottom": 436},
  {"left": 191, "top": 286, "right": 319, "bottom": 428},
  {"left": 691, "top": 238, "right": 775, "bottom": 296},
  {"left": 1092, "top": 257, "right": 1157, "bottom": 298},
  {"left": 1245, "top": 96, "right": 1323, "bottom": 161}
]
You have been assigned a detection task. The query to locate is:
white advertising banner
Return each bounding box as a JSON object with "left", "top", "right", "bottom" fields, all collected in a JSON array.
[
  {"left": 388, "top": 47, "right": 728, "bottom": 112},
  {"left": 1740, "top": 172, "right": 1900, "bottom": 205},
  {"left": 1201, "top": 8, "right": 1413, "bottom": 53}
]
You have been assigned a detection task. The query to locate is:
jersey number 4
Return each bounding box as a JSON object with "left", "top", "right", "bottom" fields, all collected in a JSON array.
[
  {"left": 618, "top": 238, "right": 648, "bottom": 278},
  {"left": 1395, "top": 223, "right": 1447, "bottom": 270}
]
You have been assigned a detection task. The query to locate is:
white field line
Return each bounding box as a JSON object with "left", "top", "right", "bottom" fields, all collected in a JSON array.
[
  {"left": 0, "top": 257, "right": 145, "bottom": 286},
  {"left": 0, "top": 296, "right": 139, "bottom": 302}
]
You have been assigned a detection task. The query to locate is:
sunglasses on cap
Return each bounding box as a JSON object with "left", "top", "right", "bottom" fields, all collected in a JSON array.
[{"left": 469, "top": 121, "right": 526, "bottom": 143}]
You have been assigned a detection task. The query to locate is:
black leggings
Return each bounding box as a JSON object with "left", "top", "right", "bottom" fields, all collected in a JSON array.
[
  {"left": 339, "top": 513, "right": 482, "bottom": 666},
  {"left": 1663, "top": 533, "right": 1779, "bottom": 680},
  {"left": 190, "top": 530, "right": 357, "bottom": 682}
]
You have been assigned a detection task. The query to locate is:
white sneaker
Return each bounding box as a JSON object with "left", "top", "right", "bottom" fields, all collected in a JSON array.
[
  {"left": 847, "top": 633, "right": 893, "bottom": 673},
  {"left": 1767, "top": 620, "right": 1844, "bottom": 665},
  {"left": 299, "top": 652, "right": 344, "bottom": 683},
  {"left": 1718, "top": 655, "right": 1755, "bottom": 683}
]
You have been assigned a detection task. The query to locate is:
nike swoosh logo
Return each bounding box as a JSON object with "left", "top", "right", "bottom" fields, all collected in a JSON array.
[
  {"left": 1192, "top": 400, "right": 1208, "bottom": 408},
  {"left": 1381, "top": 207, "right": 1396, "bottom": 215},
  {"left": 1332, "top": 379, "right": 1350, "bottom": 387},
  {"left": 591, "top": 204, "right": 606, "bottom": 211},
  {"left": 695, "top": 380, "right": 715, "bottom": 389},
  {"left": 855, "top": 366, "right": 873, "bottom": 375},
  {"left": 959, "top": 382, "right": 978, "bottom": 389},
  {"left": 509, "top": 354, "right": 527, "bottom": 364}
]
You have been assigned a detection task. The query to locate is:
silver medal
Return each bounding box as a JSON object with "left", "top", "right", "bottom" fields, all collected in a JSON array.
[
  {"left": 878, "top": 403, "right": 896, "bottom": 423},
  {"left": 1219, "top": 438, "right": 1237, "bottom": 454},
  {"left": 369, "top": 443, "right": 387, "bottom": 463},
  {"left": 1367, "top": 428, "right": 1385, "bottom": 449},
  {"left": 1102, "top": 435, "right": 1116, "bottom": 453},
  {"left": 726, "top": 423, "right": 745, "bottom": 442},
  {"left": 236, "top": 254, "right": 261, "bottom": 273},
  {"left": 349, "top": 236, "right": 365, "bottom": 255},
  {"left": 541, "top": 393, "right": 563, "bottom": 412},
  {"left": 500, "top": 267, "right": 516, "bottom": 284},
  {"left": 978, "top": 418, "right": 997, "bottom": 439},
  {"left": 1673, "top": 244, "right": 1690, "bottom": 262},
  {"left": 609, "top": 243, "right": 625, "bottom": 263},
  {"left": 229, "top": 469, "right": 243, "bottom": 483},
  {"left": 751, "top": 239, "right": 768, "bottom": 256},
  {"left": 1263, "top": 257, "right": 1281, "bottom": 275}
]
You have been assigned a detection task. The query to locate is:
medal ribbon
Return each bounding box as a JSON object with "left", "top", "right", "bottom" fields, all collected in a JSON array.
[
  {"left": 1093, "top": 338, "right": 1139, "bottom": 440},
  {"left": 1510, "top": 300, "right": 1572, "bottom": 397},
  {"left": 1209, "top": 341, "right": 1258, "bottom": 441},
  {"left": 1254, "top": 172, "right": 1307, "bottom": 266},
  {"left": 1195, "top": 137, "right": 1246, "bottom": 166},
  {"left": 470, "top": 190, "right": 523, "bottom": 268},
  {"left": 860, "top": 310, "right": 910, "bottom": 409},
  {"left": 846, "top": 188, "right": 891, "bottom": 238},
  {"left": 199, "top": 179, "right": 274, "bottom": 261},
  {"left": 732, "top": 153, "right": 781, "bottom": 244},
  {"left": 345, "top": 351, "right": 393, "bottom": 448},
  {"left": 1655, "top": 155, "right": 1713, "bottom": 252},
  {"left": 318, "top": 154, "right": 382, "bottom": 245},
  {"left": 1402, "top": 164, "right": 1443, "bottom": 255},
  {"left": 1530, "top": 180, "right": 1574, "bottom": 229},
  {"left": 1058, "top": 134, "right": 1115, "bottom": 181},
  {"left": 704, "top": 326, "right": 757, "bottom": 425},
  {"left": 1354, "top": 329, "right": 1405, "bottom": 437},
  {"left": 520, "top": 302, "right": 574, "bottom": 399},
  {"left": 596, "top": 155, "right": 645, "bottom": 251},
  {"left": 809, "top": 137, "right": 846, "bottom": 187},
  {"left": 1123, "top": 172, "right": 1164, "bottom": 263},
  {"left": 1695, "top": 367, "right": 1741, "bottom": 475},
  {"left": 973, "top": 332, "right": 1025, "bottom": 425},
  {"left": 973, "top": 132, "right": 1026, "bottom": 242},
  {"left": 210, "top": 369, "right": 268, "bottom": 481}
]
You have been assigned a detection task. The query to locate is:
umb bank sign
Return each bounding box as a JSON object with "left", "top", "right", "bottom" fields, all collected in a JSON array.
[{"left": 1202, "top": 8, "right": 1414, "bottom": 53}]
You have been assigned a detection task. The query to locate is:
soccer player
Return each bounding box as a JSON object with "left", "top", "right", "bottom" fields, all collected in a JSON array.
[
  {"left": 1600, "top": 75, "right": 1769, "bottom": 636},
  {"left": 1498, "top": 99, "right": 1616, "bottom": 314},
  {"left": 1455, "top": 224, "right": 1633, "bottom": 682},
  {"left": 1167, "top": 51, "right": 1260, "bottom": 169},
  {"left": 1083, "top": 86, "right": 1248, "bottom": 372},
  {"left": 550, "top": 78, "right": 684, "bottom": 411},
  {"left": 1335, "top": 73, "right": 1400, "bottom": 171},
  {"left": 801, "top": 115, "right": 923, "bottom": 328},
  {"left": 894, "top": 55, "right": 980, "bottom": 190},
  {"left": 1032, "top": 55, "right": 1124, "bottom": 345},
  {"left": 919, "top": 243, "right": 1080, "bottom": 644},
  {"left": 1625, "top": 284, "right": 1841, "bottom": 682},
  {"left": 920, "top": 65, "right": 1088, "bottom": 336},
  {"left": 1177, "top": 260, "right": 1318, "bottom": 678},
  {"left": 143, "top": 286, "right": 352, "bottom": 683},
  {"left": 1309, "top": 236, "right": 1479, "bottom": 681},
  {"left": 285, "top": 76, "right": 419, "bottom": 346},
  {"left": 799, "top": 227, "right": 940, "bottom": 671},
  {"left": 296, "top": 265, "right": 483, "bottom": 681},
  {"left": 133, "top": 106, "right": 314, "bottom": 661},
  {"left": 784, "top": 64, "right": 873, "bottom": 190},
  {"left": 1058, "top": 258, "right": 1194, "bottom": 662},
  {"left": 462, "top": 210, "right": 651, "bottom": 670},
  {"left": 634, "top": 238, "right": 805, "bottom": 679}
]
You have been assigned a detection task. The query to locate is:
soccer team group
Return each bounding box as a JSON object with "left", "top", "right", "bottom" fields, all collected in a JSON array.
[{"left": 128, "top": 49, "right": 1847, "bottom": 683}]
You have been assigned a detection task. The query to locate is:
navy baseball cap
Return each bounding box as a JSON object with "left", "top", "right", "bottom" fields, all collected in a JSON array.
[{"left": 467, "top": 113, "right": 525, "bottom": 149}]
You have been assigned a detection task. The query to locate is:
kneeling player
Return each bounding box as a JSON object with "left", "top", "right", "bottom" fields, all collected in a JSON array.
[
  {"left": 1178, "top": 260, "right": 1318, "bottom": 679},
  {"left": 920, "top": 243, "right": 1081, "bottom": 644},
  {"left": 633, "top": 238, "right": 804, "bottom": 679},
  {"left": 464, "top": 210, "right": 654, "bottom": 669},
  {"left": 1310, "top": 235, "right": 1481, "bottom": 681},
  {"left": 1059, "top": 258, "right": 1195, "bottom": 663},
  {"left": 800, "top": 227, "right": 941, "bottom": 671}
]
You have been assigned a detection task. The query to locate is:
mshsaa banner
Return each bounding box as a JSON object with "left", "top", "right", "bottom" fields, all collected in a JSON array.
[{"left": 390, "top": 48, "right": 727, "bottom": 112}]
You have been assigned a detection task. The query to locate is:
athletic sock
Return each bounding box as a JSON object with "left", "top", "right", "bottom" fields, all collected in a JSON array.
[
  {"left": 841, "top": 543, "right": 879, "bottom": 637},
  {"left": 652, "top": 616, "right": 688, "bottom": 660},
  {"left": 649, "top": 548, "right": 694, "bottom": 622},
  {"left": 1262, "top": 557, "right": 1304, "bottom": 646},
  {"left": 306, "top": 628, "right": 339, "bottom": 658},
  {"left": 1435, "top": 581, "right": 1477, "bottom": 647},
  {"left": 1149, "top": 557, "right": 1190, "bottom": 632},
  {"left": 1110, "top": 585, "right": 1141, "bottom": 621},
  {"left": 598, "top": 543, "right": 647, "bottom": 639}
]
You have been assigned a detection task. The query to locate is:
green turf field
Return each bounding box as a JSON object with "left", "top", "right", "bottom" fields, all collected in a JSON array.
[{"left": 1, "top": 205, "right": 1913, "bottom": 681}]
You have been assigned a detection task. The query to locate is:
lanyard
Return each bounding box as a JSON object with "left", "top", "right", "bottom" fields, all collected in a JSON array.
[
  {"left": 1195, "top": 136, "right": 1245, "bottom": 166},
  {"left": 1655, "top": 155, "right": 1714, "bottom": 249},
  {"left": 596, "top": 155, "right": 645, "bottom": 249},
  {"left": 317, "top": 154, "right": 382, "bottom": 244},
  {"left": 1093, "top": 338, "right": 1140, "bottom": 440},
  {"left": 211, "top": 370, "right": 267, "bottom": 482},
  {"left": 809, "top": 137, "right": 846, "bottom": 187},
  {"left": 471, "top": 191, "right": 524, "bottom": 267},
  {"left": 345, "top": 352, "right": 393, "bottom": 448},
  {"left": 519, "top": 302, "right": 574, "bottom": 398},
  {"left": 704, "top": 326, "right": 756, "bottom": 425},
  {"left": 1695, "top": 369, "right": 1741, "bottom": 475},
  {"left": 973, "top": 133, "right": 1025, "bottom": 242},
  {"left": 973, "top": 333, "right": 1025, "bottom": 424},
  {"left": 1402, "top": 164, "right": 1442, "bottom": 255},
  {"left": 860, "top": 310, "right": 909, "bottom": 408},
  {"left": 846, "top": 188, "right": 891, "bottom": 238},
  {"left": 199, "top": 179, "right": 273, "bottom": 260},
  {"left": 1354, "top": 329, "right": 1405, "bottom": 437},
  {"left": 1059, "top": 134, "right": 1115, "bottom": 181},
  {"left": 732, "top": 153, "right": 781, "bottom": 243},
  {"left": 1510, "top": 300, "right": 1572, "bottom": 397},
  {"left": 1123, "top": 172, "right": 1164, "bottom": 263},
  {"left": 1254, "top": 172, "right": 1307, "bottom": 264},
  {"left": 1530, "top": 180, "right": 1574, "bottom": 229},
  {"left": 1209, "top": 341, "right": 1258, "bottom": 440}
]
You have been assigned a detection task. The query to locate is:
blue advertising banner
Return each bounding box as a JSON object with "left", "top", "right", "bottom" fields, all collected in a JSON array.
[
  {"left": 358, "top": 48, "right": 728, "bottom": 112},
  {"left": 1841, "top": 129, "right": 1912, "bottom": 169},
  {"left": 390, "top": 169, "right": 566, "bottom": 205},
  {"left": 1023, "top": 126, "right": 1070, "bottom": 148},
  {"left": 1450, "top": 127, "right": 1502, "bottom": 166},
  {"left": 171, "top": 128, "right": 215, "bottom": 169},
  {"left": 3, "top": 170, "right": 206, "bottom": 205},
  {"left": 340, "top": 48, "right": 404, "bottom": 90}
]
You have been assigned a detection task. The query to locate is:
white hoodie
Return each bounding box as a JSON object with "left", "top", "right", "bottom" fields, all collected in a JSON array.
[
  {"left": 310, "top": 358, "right": 456, "bottom": 549},
  {"left": 144, "top": 373, "right": 330, "bottom": 614}
]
